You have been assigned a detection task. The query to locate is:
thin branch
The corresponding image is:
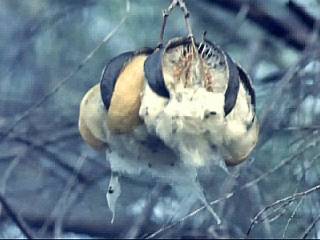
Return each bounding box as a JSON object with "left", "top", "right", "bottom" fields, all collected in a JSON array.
[
  {"left": 254, "top": 200, "right": 293, "bottom": 226},
  {"left": 287, "top": 0, "right": 316, "bottom": 29},
  {"left": 242, "top": 139, "right": 318, "bottom": 190},
  {"left": 301, "top": 213, "right": 320, "bottom": 239},
  {"left": 221, "top": 3, "right": 250, "bottom": 46},
  {"left": 267, "top": 206, "right": 290, "bottom": 224},
  {"left": 273, "top": 125, "right": 320, "bottom": 132},
  {"left": 0, "top": 155, "right": 22, "bottom": 215},
  {"left": 247, "top": 184, "right": 320, "bottom": 237},
  {"left": 11, "top": 136, "right": 91, "bottom": 184},
  {"left": 246, "top": 183, "right": 272, "bottom": 238},
  {"left": 126, "top": 185, "right": 165, "bottom": 238},
  {"left": 0, "top": 193, "right": 35, "bottom": 239},
  {"left": 54, "top": 187, "right": 83, "bottom": 238},
  {"left": 204, "top": 0, "right": 318, "bottom": 50},
  {"left": 53, "top": 155, "right": 87, "bottom": 238},
  {"left": 2, "top": 3, "right": 95, "bottom": 84},
  {"left": 259, "top": 48, "right": 320, "bottom": 146},
  {"left": 37, "top": 155, "right": 87, "bottom": 237},
  {"left": 145, "top": 138, "right": 319, "bottom": 238},
  {"left": 0, "top": 0, "right": 130, "bottom": 145},
  {"left": 0, "top": 155, "right": 21, "bottom": 194},
  {"left": 282, "top": 197, "right": 305, "bottom": 238}
]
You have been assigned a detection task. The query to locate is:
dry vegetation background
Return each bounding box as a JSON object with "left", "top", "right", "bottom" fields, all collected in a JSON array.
[{"left": 0, "top": 0, "right": 320, "bottom": 238}]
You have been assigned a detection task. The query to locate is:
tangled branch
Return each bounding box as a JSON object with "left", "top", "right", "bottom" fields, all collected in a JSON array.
[
  {"left": 0, "top": 0, "right": 130, "bottom": 145},
  {"left": 247, "top": 184, "right": 320, "bottom": 236}
]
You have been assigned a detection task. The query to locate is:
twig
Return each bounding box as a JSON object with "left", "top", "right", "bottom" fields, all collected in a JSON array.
[
  {"left": 158, "top": 0, "right": 195, "bottom": 48},
  {"left": 11, "top": 136, "right": 91, "bottom": 184},
  {"left": 37, "top": 155, "right": 87, "bottom": 237},
  {"left": 54, "top": 187, "right": 83, "bottom": 238},
  {"left": 259, "top": 49, "right": 319, "bottom": 146},
  {"left": 242, "top": 139, "right": 318, "bottom": 190},
  {"left": 41, "top": 131, "right": 79, "bottom": 146},
  {"left": 246, "top": 183, "right": 272, "bottom": 238},
  {"left": 126, "top": 185, "right": 165, "bottom": 238},
  {"left": 301, "top": 213, "right": 320, "bottom": 239},
  {"left": 273, "top": 125, "right": 320, "bottom": 132},
  {"left": 282, "top": 197, "right": 304, "bottom": 238},
  {"left": 204, "top": 0, "right": 318, "bottom": 50},
  {"left": 53, "top": 155, "right": 87, "bottom": 238},
  {"left": 247, "top": 184, "right": 320, "bottom": 237},
  {"left": 2, "top": 3, "right": 96, "bottom": 85},
  {"left": 254, "top": 200, "right": 292, "bottom": 226},
  {"left": 267, "top": 205, "right": 290, "bottom": 224},
  {"left": 0, "top": 155, "right": 21, "bottom": 194},
  {"left": 0, "top": 193, "right": 35, "bottom": 239},
  {"left": 287, "top": 0, "right": 316, "bottom": 29},
  {"left": 259, "top": 17, "right": 320, "bottom": 146},
  {"left": 221, "top": 3, "right": 250, "bottom": 46},
  {"left": 0, "top": 0, "right": 130, "bottom": 145},
  {"left": 0, "top": 155, "right": 22, "bottom": 215},
  {"left": 145, "top": 138, "right": 319, "bottom": 238}
]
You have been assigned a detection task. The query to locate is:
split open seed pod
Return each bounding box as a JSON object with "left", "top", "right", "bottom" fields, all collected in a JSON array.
[
  {"left": 222, "top": 64, "right": 258, "bottom": 166},
  {"left": 79, "top": 84, "right": 108, "bottom": 151},
  {"left": 144, "top": 36, "right": 242, "bottom": 116},
  {"left": 100, "top": 48, "right": 153, "bottom": 134},
  {"left": 144, "top": 36, "right": 258, "bottom": 165}
]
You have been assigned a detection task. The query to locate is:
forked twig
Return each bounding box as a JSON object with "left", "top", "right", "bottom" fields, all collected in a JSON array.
[
  {"left": 247, "top": 184, "right": 320, "bottom": 237},
  {"left": 282, "top": 197, "right": 304, "bottom": 238},
  {"left": 158, "top": 0, "right": 194, "bottom": 47},
  {"left": 145, "top": 138, "right": 320, "bottom": 238}
]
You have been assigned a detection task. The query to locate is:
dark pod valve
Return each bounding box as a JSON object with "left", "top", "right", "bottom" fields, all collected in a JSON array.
[
  {"left": 144, "top": 37, "right": 255, "bottom": 116},
  {"left": 100, "top": 51, "right": 135, "bottom": 111},
  {"left": 100, "top": 48, "right": 154, "bottom": 110},
  {"left": 144, "top": 47, "right": 170, "bottom": 98},
  {"left": 100, "top": 48, "right": 153, "bottom": 133},
  {"left": 237, "top": 65, "right": 256, "bottom": 112}
]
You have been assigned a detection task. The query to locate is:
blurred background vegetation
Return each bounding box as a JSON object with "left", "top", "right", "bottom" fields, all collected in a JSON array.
[{"left": 0, "top": 0, "right": 320, "bottom": 238}]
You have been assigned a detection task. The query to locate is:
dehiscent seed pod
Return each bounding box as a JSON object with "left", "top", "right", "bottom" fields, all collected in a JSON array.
[
  {"left": 143, "top": 36, "right": 258, "bottom": 166},
  {"left": 144, "top": 36, "right": 240, "bottom": 116},
  {"left": 79, "top": 48, "right": 153, "bottom": 150},
  {"left": 100, "top": 48, "right": 153, "bottom": 134}
]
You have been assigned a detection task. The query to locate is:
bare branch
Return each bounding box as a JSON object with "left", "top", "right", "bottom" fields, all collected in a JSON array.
[
  {"left": 125, "top": 185, "right": 165, "bottom": 238},
  {"left": 301, "top": 213, "right": 320, "bottom": 239},
  {"left": 203, "top": 0, "right": 318, "bottom": 50},
  {"left": 0, "top": 0, "right": 131, "bottom": 145},
  {"left": 36, "top": 155, "right": 87, "bottom": 237},
  {"left": 53, "top": 155, "right": 87, "bottom": 238},
  {"left": 0, "top": 193, "right": 35, "bottom": 239},
  {"left": 145, "top": 138, "right": 320, "bottom": 238},
  {"left": 247, "top": 184, "right": 320, "bottom": 237},
  {"left": 10, "top": 136, "right": 92, "bottom": 184},
  {"left": 282, "top": 197, "right": 305, "bottom": 238}
]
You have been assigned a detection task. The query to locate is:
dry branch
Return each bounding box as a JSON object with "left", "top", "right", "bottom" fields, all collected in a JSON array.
[
  {"left": 287, "top": 0, "right": 316, "bottom": 29},
  {"left": 204, "top": 0, "right": 318, "bottom": 50},
  {"left": 0, "top": 193, "right": 35, "bottom": 239},
  {"left": 282, "top": 197, "right": 305, "bottom": 238},
  {"left": 301, "top": 213, "right": 320, "bottom": 239},
  {"left": 247, "top": 184, "right": 320, "bottom": 236},
  {"left": 38, "top": 155, "right": 87, "bottom": 237},
  {"left": 10, "top": 136, "right": 92, "bottom": 184},
  {"left": 0, "top": 0, "right": 130, "bottom": 145},
  {"left": 258, "top": 47, "right": 320, "bottom": 146},
  {"left": 145, "top": 137, "right": 320, "bottom": 238}
]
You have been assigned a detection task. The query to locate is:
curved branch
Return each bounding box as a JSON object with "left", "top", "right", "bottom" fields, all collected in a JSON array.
[{"left": 0, "top": 193, "right": 35, "bottom": 239}]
